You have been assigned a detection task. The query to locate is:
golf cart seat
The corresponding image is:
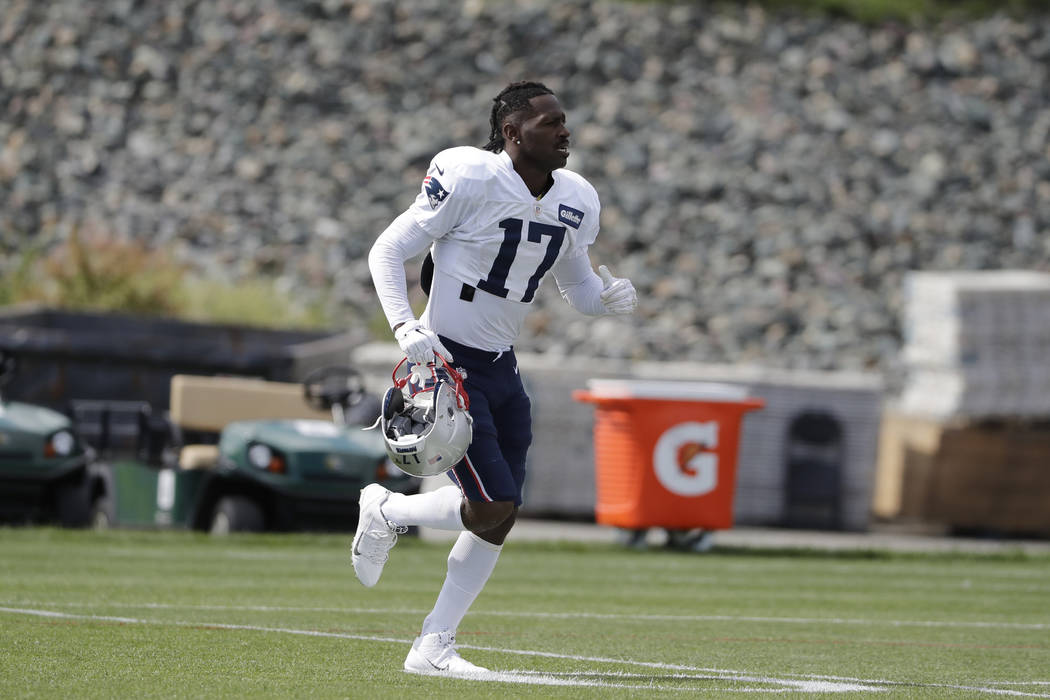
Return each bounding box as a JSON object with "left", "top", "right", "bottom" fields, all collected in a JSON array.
[
  {"left": 178, "top": 444, "right": 222, "bottom": 470},
  {"left": 170, "top": 374, "right": 333, "bottom": 470}
]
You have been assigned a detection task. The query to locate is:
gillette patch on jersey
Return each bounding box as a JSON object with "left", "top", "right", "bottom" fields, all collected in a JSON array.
[
  {"left": 558, "top": 204, "right": 584, "bottom": 229},
  {"left": 423, "top": 176, "right": 449, "bottom": 209}
]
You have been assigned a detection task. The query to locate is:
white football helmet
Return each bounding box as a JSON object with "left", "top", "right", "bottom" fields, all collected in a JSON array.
[{"left": 373, "top": 354, "right": 472, "bottom": 477}]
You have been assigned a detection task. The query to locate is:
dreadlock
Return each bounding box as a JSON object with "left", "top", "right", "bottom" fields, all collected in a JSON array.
[{"left": 483, "top": 80, "right": 555, "bottom": 153}]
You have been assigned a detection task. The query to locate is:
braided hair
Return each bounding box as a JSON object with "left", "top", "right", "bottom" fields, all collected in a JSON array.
[{"left": 483, "top": 81, "right": 555, "bottom": 153}]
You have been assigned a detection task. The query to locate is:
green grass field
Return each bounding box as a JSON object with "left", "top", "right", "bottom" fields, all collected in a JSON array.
[{"left": 2, "top": 527, "right": 1048, "bottom": 699}]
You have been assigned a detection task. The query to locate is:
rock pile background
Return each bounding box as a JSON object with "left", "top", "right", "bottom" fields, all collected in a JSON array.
[{"left": 3, "top": 0, "right": 1049, "bottom": 384}]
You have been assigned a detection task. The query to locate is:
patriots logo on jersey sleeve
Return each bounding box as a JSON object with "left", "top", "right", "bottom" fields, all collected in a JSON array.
[{"left": 423, "top": 176, "right": 450, "bottom": 209}]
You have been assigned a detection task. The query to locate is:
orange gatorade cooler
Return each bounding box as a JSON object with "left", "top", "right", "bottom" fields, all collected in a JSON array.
[{"left": 573, "top": 379, "right": 764, "bottom": 533}]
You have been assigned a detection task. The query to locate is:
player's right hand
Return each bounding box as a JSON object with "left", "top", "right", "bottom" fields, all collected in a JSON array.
[{"left": 394, "top": 319, "right": 453, "bottom": 365}]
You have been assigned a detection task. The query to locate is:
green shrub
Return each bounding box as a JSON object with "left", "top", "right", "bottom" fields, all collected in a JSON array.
[
  {"left": 3, "top": 231, "right": 334, "bottom": 330},
  {"left": 15, "top": 229, "right": 185, "bottom": 316},
  {"left": 0, "top": 247, "right": 40, "bottom": 307},
  {"left": 178, "top": 275, "right": 331, "bottom": 330}
]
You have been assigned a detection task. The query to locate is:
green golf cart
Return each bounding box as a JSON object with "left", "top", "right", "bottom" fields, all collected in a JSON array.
[
  {"left": 70, "top": 366, "right": 418, "bottom": 534},
  {"left": 0, "top": 350, "right": 103, "bottom": 526}
]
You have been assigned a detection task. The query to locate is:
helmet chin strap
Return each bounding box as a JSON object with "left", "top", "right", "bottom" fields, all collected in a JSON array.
[{"left": 390, "top": 353, "right": 470, "bottom": 411}]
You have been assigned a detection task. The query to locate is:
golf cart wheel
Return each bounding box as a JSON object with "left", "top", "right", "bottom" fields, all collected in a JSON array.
[
  {"left": 209, "top": 496, "right": 264, "bottom": 535},
  {"left": 56, "top": 477, "right": 92, "bottom": 528}
]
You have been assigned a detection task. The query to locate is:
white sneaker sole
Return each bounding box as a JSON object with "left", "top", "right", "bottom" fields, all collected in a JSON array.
[
  {"left": 403, "top": 646, "right": 489, "bottom": 676},
  {"left": 350, "top": 485, "right": 393, "bottom": 587}
]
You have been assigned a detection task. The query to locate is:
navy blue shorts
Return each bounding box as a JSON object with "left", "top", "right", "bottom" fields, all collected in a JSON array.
[{"left": 439, "top": 336, "right": 532, "bottom": 506}]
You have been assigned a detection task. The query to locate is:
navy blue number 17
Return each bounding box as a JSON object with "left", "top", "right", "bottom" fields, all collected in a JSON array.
[{"left": 477, "top": 218, "right": 565, "bottom": 303}]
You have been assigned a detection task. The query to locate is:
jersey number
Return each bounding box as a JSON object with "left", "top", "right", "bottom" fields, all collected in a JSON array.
[{"left": 477, "top": 218, "right": 565, "bottom": 303}]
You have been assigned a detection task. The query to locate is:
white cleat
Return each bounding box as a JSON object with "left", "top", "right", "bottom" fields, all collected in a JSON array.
[
  {"left": 350, "top": 484, "right": 406, "bottom": 587},
  {"left": 404, "top": 630, "right": 490, "bottom": 677}
]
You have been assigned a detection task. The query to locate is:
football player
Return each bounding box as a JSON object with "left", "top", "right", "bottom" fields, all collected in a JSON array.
[{"left": 357, "top": 80, "right": 638, "bottom": 676}]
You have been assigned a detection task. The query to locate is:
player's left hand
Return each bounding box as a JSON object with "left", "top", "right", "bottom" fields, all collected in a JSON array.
[{"left": 598, "top": 265, "right": 638, "bottom": 315}]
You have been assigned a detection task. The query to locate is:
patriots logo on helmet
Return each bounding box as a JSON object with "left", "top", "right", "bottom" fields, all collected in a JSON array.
[{"left": 423, "top": 176, "right": 450, "bottom": 209}]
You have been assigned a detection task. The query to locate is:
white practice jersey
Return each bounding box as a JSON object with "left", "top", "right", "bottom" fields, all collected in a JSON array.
[{"left": 409, "top": 147, "right": 601, "bottom": 351}]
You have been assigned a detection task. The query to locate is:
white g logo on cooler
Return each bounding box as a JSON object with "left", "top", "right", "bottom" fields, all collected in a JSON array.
[{"left": 652, "top": 421, "right": 719, "bottom": 496}]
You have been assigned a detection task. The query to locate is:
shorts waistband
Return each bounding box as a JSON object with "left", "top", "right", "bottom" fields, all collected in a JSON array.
[{"left": 439, "top": 336, "right": 515, "bottom": 365}]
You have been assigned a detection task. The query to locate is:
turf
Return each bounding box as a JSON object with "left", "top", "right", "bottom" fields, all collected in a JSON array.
[{"left": 1, "top": 527, "right": 1048, "bottom": 698}]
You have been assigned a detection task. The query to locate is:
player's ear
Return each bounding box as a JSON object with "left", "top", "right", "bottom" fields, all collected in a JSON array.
[{"left": 502, "top": 122, "right": 520, "bottom": 146}]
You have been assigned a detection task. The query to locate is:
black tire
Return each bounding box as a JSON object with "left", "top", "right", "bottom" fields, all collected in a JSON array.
[
  {"left": 55, "top": 476, "right": 92, "bottom": 528},
  {"left": 209, "top": 496, "right": 264, "bottom": 535}
]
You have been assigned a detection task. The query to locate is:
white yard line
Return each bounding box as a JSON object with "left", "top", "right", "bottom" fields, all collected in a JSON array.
[
  {"left": 3, "top": 606, "right": 1049, "bottom": 697},
  {"left": 4, "top": 599, "right": 1048, "bottom": 631}
]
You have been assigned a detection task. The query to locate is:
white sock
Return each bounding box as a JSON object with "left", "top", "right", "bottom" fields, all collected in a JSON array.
[
  {"left": 421, "top": 531, "right": 502, "bottom": 635},
  {"left": 381, "top": 484, "right": 465, "bottom": 530}
]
